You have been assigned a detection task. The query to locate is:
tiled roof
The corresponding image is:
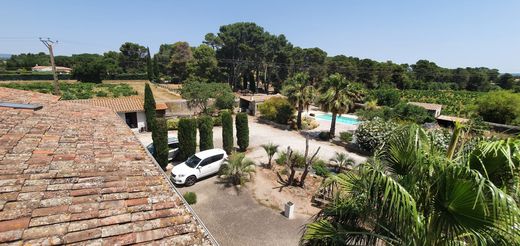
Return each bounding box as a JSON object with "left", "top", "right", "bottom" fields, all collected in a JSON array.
[
  {"left": 408, "top": 102, "right": 443, "bottom": 111},
  {"left": 0, "top": 88, "right": 212, "bottom": 245},
  {"left": 68, "top": 96, "right": 166, "bottom": 113},
  {"left": 436, "top": 115, "right": 469, "bottom": 123}
]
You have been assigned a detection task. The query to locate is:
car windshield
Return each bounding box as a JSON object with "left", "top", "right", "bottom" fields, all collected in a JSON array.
[{"left": 185, "top": 155, "right": 201, "bottom": 168}]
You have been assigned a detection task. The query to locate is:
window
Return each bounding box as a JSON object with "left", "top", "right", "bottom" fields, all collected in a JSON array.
[
  {"left": 200, "top": 154, "right": 224, "bottom": 167},
  {"left": 168, "top": 142, "right": 179, "bottom": 149}
]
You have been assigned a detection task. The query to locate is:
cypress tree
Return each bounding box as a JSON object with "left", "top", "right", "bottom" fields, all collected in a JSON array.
[
  {"left": 198, "top": 116, "right": 214, "bottom": 151},
  {"left": 153, "top": 117, "right": 169, "bottom": 169},
  {"left": 178, "top": 118, "right": 197, "bottom": 160},
  {"left": 144, "top": 83, "right": 156, "bottom": 131},
  {"left": 153, "top": 55, "right": 160, "bottom": 81},
  {"left": 146, "top": 47, "right": 154, "bottom": 82},
  {"left": 222, "top": 111, "right": 233, "bottom": 154},
  {"left": 235, "top": 112, "right": 249, "bottom": 151}
]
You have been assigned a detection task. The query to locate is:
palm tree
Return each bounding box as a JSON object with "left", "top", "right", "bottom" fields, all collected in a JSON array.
[
  {"left": 282, "top": 72, "right": 315, "bottom": 129},
  {"left": 261, "top": 142, "right": 279, "bottom": 169},
  {"left": 219, "top": 152, "right": 256, "bottom": 186},
  {"left": 318, "top": 73, "right": 363, "bottom": 138},
  {"left": 329, "top": 152, "right": 354, "bottom": 172},
  {"left": 302, "top": 124, "right": 520, "bottom": 245}
]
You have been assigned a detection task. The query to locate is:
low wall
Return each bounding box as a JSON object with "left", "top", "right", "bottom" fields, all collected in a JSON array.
[
  {"left": 257, "top": 117, "right": 291, "bottom": 130},
  {"left": 485, "top": 122, "right": 520, "bottom": 134}
]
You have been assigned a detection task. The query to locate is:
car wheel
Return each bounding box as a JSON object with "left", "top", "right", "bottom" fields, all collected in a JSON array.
[{"left": 185, "top": 176, "right": 197, "bottom": 186}]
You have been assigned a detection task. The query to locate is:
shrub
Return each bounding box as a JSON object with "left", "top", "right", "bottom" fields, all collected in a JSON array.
[
  {"left": 178, "top": 118, "right": 197, "bottom": 160},
  {"left": 215, "top": 90, "right": 236, "bottom": 110},
  {"left": 153, "top": 118, "right": 169, "bottom": 169},
  {"left": 198, "top": 116, "right": 214, "bottom": 151},
  {"left": 212, "top": 115, "right": 222, "bottom": 126},
  {"left": 300, "top": 117, "right": 319, "bottom": 130},
  {"left": 275, "top": 150, "right": 306, "bottom": 168},
  {"left": 95, "top": 91, "right": 108, "bottom": 97},
  {"left": 372, "top": 89, "right": 400, "bottom": 106},
  {"left": 393, "top": 103, "right": 435, "bottom": 124},
  {"left": 475, "top": 91, "right": 520, "bottom": 125},
  {"left": 235, "top": 113, "right": 249, "bottom": 151},
  {"left": 355, "top": 118, "right": 398, "bottom": 153},
  {"left": 312, "top": 162, "right": 330, "bottom": 177},
  {"left": 258, "top": 97, "right": 295, "bottom": 125},
  {"left": 221, "top": 111, "right": 234, "bottom": 154},
  {"left": 318, "top": 131, "right": 330, "bottom": 141},
  {"left": 357, "top": 106, "right": 395, "bottom": 121},
  {"left": 339, "top": 131, "right": 353, "bottom": 143},
  {"left": 166, "top": 118, "right": 179, "bottom": 130},
  {"left": 183, "top": 192, "right": 197, "bottom": 205}
]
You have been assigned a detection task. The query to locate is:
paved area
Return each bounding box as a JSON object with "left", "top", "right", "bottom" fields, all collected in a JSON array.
[{"left": 178, "top": 176, "right": 310, "bottom": 246}]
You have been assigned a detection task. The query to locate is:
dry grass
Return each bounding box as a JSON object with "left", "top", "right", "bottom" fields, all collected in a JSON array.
[{"left": 103, "top": 80, "right": 181, "bottom": 102}]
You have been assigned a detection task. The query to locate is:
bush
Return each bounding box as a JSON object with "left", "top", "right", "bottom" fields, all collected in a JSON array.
[
  {"left": 178, "top": 118, "right": 197, "bottom": 160},
  {"left": 95, "top": 90, "right": 108, "bottom": 97},
  {"left": 0, "top": 73, "right": 71, "bottom": 81},
  {"left": 153, "top": 118, "right": 169, "bottom": 169},
  {"left": 215, "top": 90, "right": 236, "bottom": 110},
  {"left": 166, "top": 118, "right": 179, "bottom": 130},
  {"left": 275, "top": 150, "right": 306, "bottom": 168},
  {"left": 258, "top": 97, "right": 295, "bottom": 125},
  {"left": 221, "top": 110, "right": 234, "bottom": 154},
  {"left": 235, "top": 113, "right": 249, "bottom": 151},
  {"left": 372, "top": 89, "right": 400, "bottom": 106},
  {"left": 355, "top": 118, "right": 398, "bottom": 153},
  {"left": 339, "top": 131, "right": 353, "bottom": 143},
  {"left": 357, "top": 106, "right": 395, "bottom": 121},
  {"left": 198, "top": 116, "right": 214, "bottom": 151},
  {"left": 212, "top": 115, "right": 222, "bottom": 126},
  {"left": 183, "top": 192, "right": 197, "bottom": 205},
  {"left": 393, "top": 103, "right": 435, "bottom": 124},
  {"left": 318, "top": 131, "right": 330, "bottom": 141},
  {"left": 475, "top": 91, "right": 520, "bottom": 125},
  {"left": 313, "top": 162, "right": 330, "bottom": 177}
]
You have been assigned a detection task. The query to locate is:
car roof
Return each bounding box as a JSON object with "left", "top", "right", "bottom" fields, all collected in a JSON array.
[
  {"left": 168, "top": 137, "right": 178, "bottom": 143},
  {"left": 194, "top": 148, "right": 226, "bottom": 159}
]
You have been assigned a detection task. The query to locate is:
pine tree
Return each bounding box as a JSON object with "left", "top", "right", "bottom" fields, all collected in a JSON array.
[
  {"left": 178, "top": 118, "right": 197, "bottom": 160},
  {"left": 146, "top": 47, "right": 154, "bottom": 82},
  {"left": 198, "top": 116, "right": 214, "bottom": 151},
  {"left": 144, "top": 83, "right": 156, "bottom": 131},
  {"left": 235, "top": 112, "right": 249, "bottom": 151},
  {"left": 222, "top": 111, "right": 234, "bottom": 154},
  {"left": 153, "top": 117, "right": 169, "bottom": 169}
]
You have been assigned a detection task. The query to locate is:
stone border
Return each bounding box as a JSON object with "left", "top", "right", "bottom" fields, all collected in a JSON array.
[{"left": 257, "top": 117, "right": 291, "bottom": 130}]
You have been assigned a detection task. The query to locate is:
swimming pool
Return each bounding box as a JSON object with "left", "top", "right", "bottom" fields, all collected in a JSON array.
[{"left": 315, "top": 114, "right": 361, "bottom": 125}]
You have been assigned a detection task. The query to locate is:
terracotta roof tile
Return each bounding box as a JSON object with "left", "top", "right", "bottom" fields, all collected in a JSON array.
[
  {"left": 67, "top": 96, "right": 166, "bottom": 113},
  {"left": 0, "top": 88, "right": 213, "bottom": 245}
]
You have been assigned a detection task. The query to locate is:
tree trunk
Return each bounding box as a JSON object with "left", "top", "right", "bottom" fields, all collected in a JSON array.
[
  {"left": 268, "top": 155, "right": 273, "bottom": 169},
  {"left": 300, "top": 136, "right": 320, "bottom": 187},
  {"left": 329, "top": 112, "right": 337, "bottom": 139},
  {"left": 264, "top": 64, "right": 268, "bottom": 94},
  {"left": 285, "top": 147, "right": 296, "bottom": 186},
  {"left": 297, "top": 104, "right": 303, "bottom": 130}
]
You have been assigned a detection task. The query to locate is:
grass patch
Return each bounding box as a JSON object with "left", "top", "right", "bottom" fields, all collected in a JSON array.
[{"left": 0, "top": 82, "right": 137, "bottom": 100}]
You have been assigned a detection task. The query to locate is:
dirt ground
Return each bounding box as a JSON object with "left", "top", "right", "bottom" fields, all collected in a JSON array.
[{"left": 103, "top": 80, "right": 181, "bottom": 101}]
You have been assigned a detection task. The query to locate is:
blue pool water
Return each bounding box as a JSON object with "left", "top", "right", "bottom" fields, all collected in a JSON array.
[{"left": 315, "top": 114, "right": 360, "bottom": 125}]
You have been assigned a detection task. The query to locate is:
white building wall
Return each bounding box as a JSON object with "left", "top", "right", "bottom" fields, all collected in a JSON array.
[{"left": 117, "top": 111, "right": 147, "bottom": 131}]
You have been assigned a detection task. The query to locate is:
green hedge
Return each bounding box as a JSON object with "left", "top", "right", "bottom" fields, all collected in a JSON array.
[
  {"left": 0, "top": 73, "right": 71, "bottom": 81},
  {"left": 198, "top": 116, "right": 214, "bottom": 151},
  {"left": 178, "top": 118, "right": 197, "bottom": 160},
  {"left": 235, "top": 113, "right": 249, "bottom": 151},
  {"left": 222, "top": 111, "right": 234, "bottom": 154},
  {"left": 152, "top": 118, "right": 169, "bottom": 169}
]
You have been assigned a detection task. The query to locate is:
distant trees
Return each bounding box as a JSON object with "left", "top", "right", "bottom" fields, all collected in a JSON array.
[
  {"left": 179, "top": 81, "right": 234, "bottom": 114},
  {"left": 119, "top": 42, "right": 148, "bottom": 73},
  {"left": 221, "top": 111, "right": 234, "bottom": 154},
  {"left": 282, "top": 72, "right": 315, "bottom": 129},
  {"left": 146, "top": 47, "right": 155, "bottom": 82},
  {"left": 178, "top": 118, "right": 197, "bottom": 160},
  {"left": 235, "top": 113, "right": 249, "bottom": 151},
  {"left": 198, "top": 116, "right": 214, "bottom": 151},
  {"left": 71, "top": 56, "right": 106, "bottom": 83},
  {"left": 169, "top": 42, "right": 193, "bottom": 82}
]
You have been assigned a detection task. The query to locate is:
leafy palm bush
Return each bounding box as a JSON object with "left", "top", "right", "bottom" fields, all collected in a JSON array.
[
  {"left": 219, "top": 152, "right": 256, "bottom": 186},
  {"left": 329, "top": 152, "right": 354, "bottom": 172},
  {"left": 339, "top": 131, "right": 353, "bottom": 143},
  {"left": 198, "top": 116, "right": 214, "bottom": 151},
  {"left": 221, "top": 110, "right": 233, "bottom": 154},
  {"left": 303, "top": 124, "right": 520, "bottom": 245},
  {"left": 258, "top": 97, "right": 295, "bottom": 125},
  {"left": 355, "top": 118, "right": 398, "bottom": 153},
  {"left": 183, "top": 192, "right": 197, "bottom": 205},
  {"left": 261, "top": 142, "right": 279, "bottom": 168},
  {"left": 235, "top": 113, "right": 249, "bottom": 151},
  {"left": 178, "top": 118, "right": 197, "bottom": 160}
]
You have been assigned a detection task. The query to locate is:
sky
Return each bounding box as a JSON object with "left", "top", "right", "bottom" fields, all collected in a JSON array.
[{"left": 1, "top": 0, "right": 519, "bottom": 72}]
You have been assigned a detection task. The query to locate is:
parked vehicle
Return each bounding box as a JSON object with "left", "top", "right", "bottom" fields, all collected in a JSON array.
[
  {"left": 146, "top": 137, "right": 179, "bottom": 162},
  {"left": 171, "top": 148, "right": 228, "bottom": 186}
]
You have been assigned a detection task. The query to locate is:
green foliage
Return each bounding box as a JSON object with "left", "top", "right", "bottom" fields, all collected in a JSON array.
[
  {"left": 235, "top": 113, "right": 249, "bottom": 151},
  {"left": 166, "top": 118, "right": 179, "bottom": 130},
  {"left": 0, "top": 73, "right": 71, "bottom": 81},
  {"left": 144, "top": 83, "right": 156, "bottom": 131},
  {"left": 72, "top": 56, "right": 107, "bottom": 83},
  {"left": 152, "top": 118, "right": 169, "bottom": 169},
  {"left": 261, "top": 142, "right": 279, "bottom": 168},
  {"left": 355, "top": 118, "right": 398, "bottom": 153},
  {"left": 371, "top": 89, "right": 400, "bottom": 106},
  {"left": 475, "top": 91, "right": 520, "bottom": 125},
  {"left": 198, "top": 116, "right": 214, "bottom": 151},
  {"left": 318, "top": 131, "right": 331, "bottom": 141},
  {"left": 219, "top": 152, "right": 256, "bottom": 186},
  {"left": 146, "top": 47, "right": 155, "bottom": 82},
  {"left": 258, "top": 97, "right": 295, "bottom": 125},
  {"left": 183, "top": 192, "right": 197, "bottom": 205},
  {"left": 275, "top": 150, "right": 306, "bottom": 168},
  {"left": 212, "top": 115, "right": 222, "bottom": 126},
  {"left": 393, "top": 103, "right": 435, "bottom": 124},
  {"left": 221, "top": 111, "right": 234, "bottom": 154},
  {"left": 178, "top": 118, "right": 197, "bottom": 160},
  {"left": 339, "top": 131, "right": 353, "bottom": 143},
  {"left": 180, "top": 81, "right": 234, "bottom": 113},
  {"left": 0, "top": 82, "right": 135, "bottom": 99},
  {"left": 282, "top": 72, "right": 315, "bottom": 129},
  {"left": 312, "top": 162, "right": 330, "bottom": 177},
  {"left": 398, "top": 89, "right": 482, "bottom": 117}
]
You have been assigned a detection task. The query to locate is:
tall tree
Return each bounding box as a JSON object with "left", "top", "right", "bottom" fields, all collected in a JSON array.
[
  {"left": 169, "top": 41, "right": 193, "bottom": 82},
  {"left": 144, "top": 83, "right": 156, "bottom": 131},
  {"left": 498, "top": 73, "right": 515, "bottom": 89},
  {"left": 146, "top": 47, "right": 154, "bottom": 82},
  {"left": 318, "top": 73, "right": 363, "bottom": 138},
  {"left": 222, "top": 111, "right": 234, "bottom": 154},
  {"left": 152, "top": 118, "right": 169, "bottom": 169},
  {"left": 187, "top": 44, "right": 219, "bottom": 81},
  {"left": 178, "top": 118, "right": 197, "bottom": 160},
  {"left": 119, "top": 42, "right": 147, "bottom": 73},
  {"left": 198, "top": 115, "right": 214, "bottom": 151},
  {"left": 235, "top": 112, "right": 249, "bottom": 151},
  {"left": 282, "top": 72, "right": 315, "bottom": 129}
]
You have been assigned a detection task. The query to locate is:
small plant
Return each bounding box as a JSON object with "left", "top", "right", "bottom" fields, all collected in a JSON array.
[
  {"left": 329, "top": 152, "right": 354, "bottom": 172},
  {"left": 166, "top": 118, "right": 179, "bottom": 130},
  {"left": 261, "top": 142, "right": 279, "bottom": 168},
  {"left": 219, "top": 152, "right": 256, "bottom": 186},
  {"left": 339, "top": 131, "right": 353, "bottom": 143},
  {"left": 183, "top": 192, "right": 197, "bottom": 205},
  {"left": 312, "top": 162, "right": 330, "bottom": 177},
  {"left": 318, "top": 131, "right": 330, "bottom": 141}
]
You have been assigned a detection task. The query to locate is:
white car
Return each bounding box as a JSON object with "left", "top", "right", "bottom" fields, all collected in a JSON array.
[{"left": 171, "top": 148, "right": 228, "bottom": 186}]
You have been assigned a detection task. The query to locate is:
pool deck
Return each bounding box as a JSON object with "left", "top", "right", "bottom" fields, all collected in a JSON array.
[{"left": 305, "top": 108, "right": 359, "bottom": 133}]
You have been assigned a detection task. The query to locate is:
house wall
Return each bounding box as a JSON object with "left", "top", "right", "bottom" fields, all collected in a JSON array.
[{"left": 117, "top": 111, "right": 147, "bottom": 131}]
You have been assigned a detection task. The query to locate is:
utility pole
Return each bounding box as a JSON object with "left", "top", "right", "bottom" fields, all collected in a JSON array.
[{"left": 39, "top": 38, "right": 60, "bottom": 95}]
